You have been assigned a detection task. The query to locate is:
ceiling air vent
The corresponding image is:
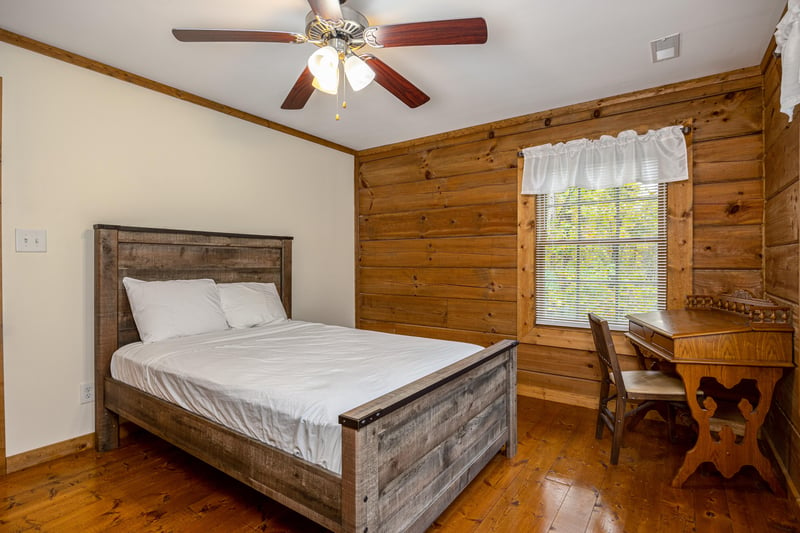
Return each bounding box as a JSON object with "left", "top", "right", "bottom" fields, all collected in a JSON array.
[{"left": 650, "top": 33, "right": 680, "bottom": 63}]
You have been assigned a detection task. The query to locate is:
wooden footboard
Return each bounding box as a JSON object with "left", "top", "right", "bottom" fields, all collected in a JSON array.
[
  {"left": 100, "top": 339, "right": 516, "bottom": 533},
  {"left": 340, "top": 339, "right": 517, "bottom": 533}
]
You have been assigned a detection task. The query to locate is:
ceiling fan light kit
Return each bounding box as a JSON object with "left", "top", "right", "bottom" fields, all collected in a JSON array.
[
  {"left": 344, "top": 54, "right": 375, "bottom": 92},
  {"left": 311, "top": 69, "right": 339, "bottom": 95},
  {"left": 308, "top": 45, "right": 339, "bottom": 82},
  {"left": 172, "top": 0, "right": 488, "bottom": 112}
]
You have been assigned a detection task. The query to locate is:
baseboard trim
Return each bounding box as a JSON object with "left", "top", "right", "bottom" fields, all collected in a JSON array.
[
  {"left": 765, "top": 433, "right": 800, "bottom": 512},
  {"left": 3, "top": 422, "right": 144, "bottom": 474},
  {"left": 6, "top": 433, "right": 95, "bottom": 474},
  {"left": 518, "top": 388, "right": 596, "bottom": 409}
]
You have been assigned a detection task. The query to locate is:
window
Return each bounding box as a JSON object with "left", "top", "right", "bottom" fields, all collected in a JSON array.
[
  {"left": 534, "top": 182, "right": 667, "bottom": 331},
  {"left": 517, "top": 125, "right": 692, "bottom": 345}
]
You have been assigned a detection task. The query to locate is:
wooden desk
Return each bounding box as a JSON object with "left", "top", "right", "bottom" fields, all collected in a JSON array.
[{"left": 625, "top": 296, "right": 793, "bottom": 493}]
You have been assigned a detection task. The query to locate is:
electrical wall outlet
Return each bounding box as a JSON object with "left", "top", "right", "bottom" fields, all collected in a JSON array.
[
  {"left": 15, "top": 229, "right": 47, "bottom": 252},
  {"left": 80, "top": 383, "right": 94, "bottom": 404}
]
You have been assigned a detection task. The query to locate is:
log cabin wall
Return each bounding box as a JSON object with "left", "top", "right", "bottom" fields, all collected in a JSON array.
[
  {"left": 763, "top": 44, "right": 800, "bottom": 499},
  {"left": 355, "top": 66, "right": 764, "bottom": 408}
]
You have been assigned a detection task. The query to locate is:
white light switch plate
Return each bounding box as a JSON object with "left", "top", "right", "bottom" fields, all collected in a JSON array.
[{"left": 15, "top": 229, "right": 47, "bottom": 252}]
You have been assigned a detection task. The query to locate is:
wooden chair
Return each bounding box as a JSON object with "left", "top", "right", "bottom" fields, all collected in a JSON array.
[{"left": 588, "top": 313, "right": 688, "bottom": 464}]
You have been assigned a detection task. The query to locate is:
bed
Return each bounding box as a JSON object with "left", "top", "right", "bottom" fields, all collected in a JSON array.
[{"left": 94, "top": 224, "right": 518, "bottom": 533}]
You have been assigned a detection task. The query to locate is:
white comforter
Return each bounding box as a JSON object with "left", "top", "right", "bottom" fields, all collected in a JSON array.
[{"left": 111, "top": 320, "right": 481, "bottom": 474}]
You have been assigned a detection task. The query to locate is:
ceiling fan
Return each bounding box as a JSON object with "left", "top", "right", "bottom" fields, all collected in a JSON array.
[{"left": 172, "top": 0, "right": 487, "bottom": 110}]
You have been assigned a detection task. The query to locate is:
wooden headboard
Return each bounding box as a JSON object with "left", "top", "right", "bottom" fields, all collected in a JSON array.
[
  {"left": 93, "top": 224, "right": 293, "bottom": 451},
  {"left": 94, "top": 224, "right": 293, "bottom": 354}
]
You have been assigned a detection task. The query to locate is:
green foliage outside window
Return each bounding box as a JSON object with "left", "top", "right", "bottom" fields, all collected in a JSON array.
[{"left": 535, "top": 183, "right": 666, "bottom": 330}]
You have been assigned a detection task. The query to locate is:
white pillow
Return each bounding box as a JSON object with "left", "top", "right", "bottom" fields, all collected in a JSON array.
[
  {"left": 122, "top": 277, "right": 229, "bottom": 343},
  {"left": 217, "top": 282, "right": 288, "bottom": 328}
]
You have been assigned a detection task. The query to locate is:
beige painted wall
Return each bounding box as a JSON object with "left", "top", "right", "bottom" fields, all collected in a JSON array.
[{"left": 0, "top": 42, "right": 355, "bottom": 455}]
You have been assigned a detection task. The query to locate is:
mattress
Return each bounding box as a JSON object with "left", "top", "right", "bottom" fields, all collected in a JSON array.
[{"left": 110, "top": 320, "right": 482, "bottom": 474}]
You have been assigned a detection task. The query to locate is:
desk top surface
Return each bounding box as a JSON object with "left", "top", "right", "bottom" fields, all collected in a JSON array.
[{"left": 627, "top": 308, "right": 792, "bottom": 339}]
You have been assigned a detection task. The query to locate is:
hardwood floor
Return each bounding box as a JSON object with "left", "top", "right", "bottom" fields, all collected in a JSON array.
[{"left": 2, "top": 396, "right": 798, "bottom": 532}]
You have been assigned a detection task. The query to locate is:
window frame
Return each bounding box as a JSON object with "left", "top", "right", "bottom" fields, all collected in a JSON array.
[{"left": 516, "top": 124, "right": 693, "bottom": 354}]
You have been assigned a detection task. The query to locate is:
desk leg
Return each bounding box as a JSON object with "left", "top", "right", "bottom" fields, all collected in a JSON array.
[{"left": 673, "top": 364, "right": 784, "bottom": 493}]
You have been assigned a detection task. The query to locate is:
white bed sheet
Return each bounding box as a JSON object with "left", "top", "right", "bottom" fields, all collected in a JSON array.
[{"left": 110, "top": 320, "right": 482, "bottom": 474}]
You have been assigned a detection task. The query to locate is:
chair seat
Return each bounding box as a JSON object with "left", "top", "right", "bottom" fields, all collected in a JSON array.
[{"left": 620, "top": 370, "right": 687, "bottom": 400}]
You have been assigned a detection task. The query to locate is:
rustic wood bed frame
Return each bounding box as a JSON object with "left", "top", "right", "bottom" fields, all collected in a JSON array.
[{"left": 94, "top": 224, "right": 518, "bottom": 532}]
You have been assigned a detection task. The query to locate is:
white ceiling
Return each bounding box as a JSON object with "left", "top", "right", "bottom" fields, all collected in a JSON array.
[{"left": 0, "top": 0, "right": 786, "bottom": 151}]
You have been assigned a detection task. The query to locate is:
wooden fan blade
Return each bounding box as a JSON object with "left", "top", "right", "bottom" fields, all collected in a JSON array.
[
  {"left": 307, "top": 0, "right": 343, "bottom": 23},
  {"left": 362, "top": 55, "right": 430, "bottom": 108},
  {"left": 365, "top": 18, "right": 487, "bottom": 48},
  {"left": 281, "top": 67, "right": 316, "bottom": 110},
  {"left": 172, "top": 29, "right": 305, "bottom": 43}
]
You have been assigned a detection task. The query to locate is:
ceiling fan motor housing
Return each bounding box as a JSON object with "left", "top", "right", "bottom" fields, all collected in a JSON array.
[{"left": 305, "top": 6, "right": 368, "bottom": 51}]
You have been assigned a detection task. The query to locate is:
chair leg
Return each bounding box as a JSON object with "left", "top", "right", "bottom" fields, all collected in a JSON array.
[
  {"left": 596, "top": 381, "right": 610, "bottom": 440},
  {"left": 596, "top": 409, "right": 605, "bottom": 440},
  {"left": 666, "top": 403, "right": 677, "bottom": 444},
  {"left": 650, "top": 401, "right": 679, "bottom": 444},
  {"left": 627, "top": 401, "right": 657, "bottom": 431},
  {"left": 611, "top": 395, "right": 626, "bottom": 465}
]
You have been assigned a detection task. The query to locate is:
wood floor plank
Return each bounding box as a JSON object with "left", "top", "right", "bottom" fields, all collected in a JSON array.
[
  {"left": 692, "top": 487, "right": 735, "bottom": 533},
  {"left": 647, "top": 440, "right": 696, "bottom": 533},
  {"left": 1, "top": 397, "right": 798, "bottom": 533},
  {"left": 547, "top": 484, "right": 598, "bottom": 532},
  {"left": 474, "top": 401, "right": 594, "bottom": 532},
  {"left": 545, "top": 401, "right": 607, "bottom": 488},
  {"left": 724, "top": 478, "right": 800, "bottom": 533},
  {"left": 2, "top": 449, "right": 164, "bottom": 524},
  {"left": 594, "top": 419, "right": 693, "bottom": 532},
  {"left": 476, "top": 476, "right": 571, "bottom": 533},
  {"left": 430, "top": 397, "right": 567, "bottom": 532}
]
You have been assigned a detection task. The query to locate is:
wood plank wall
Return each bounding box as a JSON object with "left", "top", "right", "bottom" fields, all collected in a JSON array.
[
  {"left": 763, "top": 45, "right": 800, "bottom": 499},
  {"left": 355, "top": 66, "right": 765, "bottom": 409}
]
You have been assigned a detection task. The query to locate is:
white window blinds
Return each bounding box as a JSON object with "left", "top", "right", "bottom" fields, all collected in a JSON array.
[{"left": 534, "top": 183, "right": 667, "bottom": 330}]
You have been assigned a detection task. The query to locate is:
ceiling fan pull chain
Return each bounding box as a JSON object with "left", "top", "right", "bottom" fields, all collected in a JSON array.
[
  {"left": 336, "top": 62, "right": 346, "bottom": 120},
  {"left": 342, "top": 67, "right": 348, "bottom": 110},
  {"left": 335, "top": 64, "right": 341, "bottom": 120}
]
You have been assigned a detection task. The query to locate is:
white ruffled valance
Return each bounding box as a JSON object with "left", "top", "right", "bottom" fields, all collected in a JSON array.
[
  {"left": 520, "top": 125, "right": 689, "bottom": 195},
  {"left": 775, "top": 0, "right": 800, "bottom": 120}
]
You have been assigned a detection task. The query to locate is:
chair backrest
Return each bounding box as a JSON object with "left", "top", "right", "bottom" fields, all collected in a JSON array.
[{"left": 588, "top": 313, "right": 626, "bottom": 396}]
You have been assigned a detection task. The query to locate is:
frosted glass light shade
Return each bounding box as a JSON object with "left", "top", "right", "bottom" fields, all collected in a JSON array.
[
  {"left": 312, "top": 72, "right": 339, "bottom": 95},
  {"left": 344, "top": 54, "right": 375, "bottom": 91},
  {"left": 308, "top": 46, "right": 339, "bottom": 80}
]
